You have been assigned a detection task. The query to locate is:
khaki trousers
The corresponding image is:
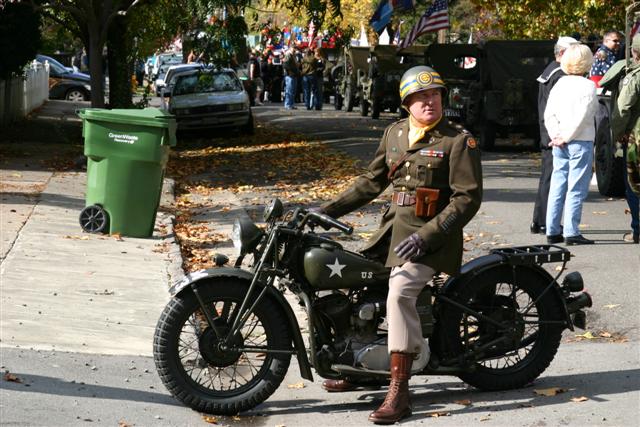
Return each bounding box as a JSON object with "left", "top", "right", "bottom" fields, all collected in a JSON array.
[{"left": 387, "top": 262, "right": 436, "bottom": 353}]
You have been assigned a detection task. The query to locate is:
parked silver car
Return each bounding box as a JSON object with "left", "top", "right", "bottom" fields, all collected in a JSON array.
[{"left": 169, "top": 68, "right": 253, "bottom": 134}]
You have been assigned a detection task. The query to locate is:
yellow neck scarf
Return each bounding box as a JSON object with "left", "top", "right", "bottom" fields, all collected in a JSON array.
[{"left": 408, "top": 114, "right": 441, "bottom": 146}]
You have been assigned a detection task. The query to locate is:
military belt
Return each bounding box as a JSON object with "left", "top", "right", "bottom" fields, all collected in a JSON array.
[{"left": 392, "top": 191, "right": 417, "bottom": 206}]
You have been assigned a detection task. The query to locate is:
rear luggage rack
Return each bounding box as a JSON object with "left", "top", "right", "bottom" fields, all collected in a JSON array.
[{"left": 490, "top": 245, "right": 571, "bottom": 266}]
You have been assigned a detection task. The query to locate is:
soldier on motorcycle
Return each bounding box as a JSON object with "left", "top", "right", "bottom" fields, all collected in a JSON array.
[{"left": 319, "top": 65, "right": 483, "bottom": 424}]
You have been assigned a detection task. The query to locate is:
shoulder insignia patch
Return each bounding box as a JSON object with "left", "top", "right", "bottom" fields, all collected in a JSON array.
[
  {"left": 622, "top": 77, "right": 630, "bottom": 86},
  {"left": 466, "top": 137, "right": 477, "bottom": 149}
]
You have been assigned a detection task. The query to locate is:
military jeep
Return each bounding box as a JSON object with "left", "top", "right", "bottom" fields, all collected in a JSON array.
[
  {"left": 334, "top": 46, "right": 371, "bottom": 111},
  {"left": 428, "top": 40, "right": 554, "bottom": 150},
  {"left": 426, "top": 43, "right": 482, "bottom": 126},
  {"left": 359, "top": 44, "right": 428, "bottom": 119},
  {"left": 319, "top": 47, "right": 342, "bottom": 107}
]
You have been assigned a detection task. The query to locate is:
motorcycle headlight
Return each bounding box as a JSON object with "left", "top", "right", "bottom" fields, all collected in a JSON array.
[
  {"left": 263, "top": 198, "right": 284, "bottom": 222},
  {"left": 231, "top": 217, "right": 263, "bottom": 255}
]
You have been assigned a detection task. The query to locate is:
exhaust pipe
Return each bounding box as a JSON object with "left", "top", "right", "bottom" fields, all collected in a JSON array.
[{"left": 566, "top": 292, "right": 592, "bottom": 314}]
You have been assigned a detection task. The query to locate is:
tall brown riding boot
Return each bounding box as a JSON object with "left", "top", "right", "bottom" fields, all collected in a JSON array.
[{"left": 368, "top": 352, "right": 413, "bottom": 424}]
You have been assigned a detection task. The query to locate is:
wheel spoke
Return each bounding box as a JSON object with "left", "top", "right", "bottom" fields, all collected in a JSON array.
[
  {"left": 453, "top": 280, "right": 546, "bottom": 370},
  {"left": 175, "top": 295, "right": 272, "bottom": 394}
]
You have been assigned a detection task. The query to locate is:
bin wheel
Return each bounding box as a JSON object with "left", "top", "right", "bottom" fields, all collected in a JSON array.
[{"left": 79, "top": 205, "right": 108, "bottom": 233}]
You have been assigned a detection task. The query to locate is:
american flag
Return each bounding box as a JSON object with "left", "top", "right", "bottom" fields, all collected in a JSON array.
[{"left": 398, "top": 0, "right": 449, "bottom": 49}]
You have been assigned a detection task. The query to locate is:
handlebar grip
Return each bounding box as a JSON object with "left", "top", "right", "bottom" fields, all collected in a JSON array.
[{"left": 316, "top": 213, "right": 353, "bottom": 235}]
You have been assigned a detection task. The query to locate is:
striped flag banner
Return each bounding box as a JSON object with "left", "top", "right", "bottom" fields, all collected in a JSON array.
[{"left": 398, "top": 0, "right": 449, "bottom": 49}]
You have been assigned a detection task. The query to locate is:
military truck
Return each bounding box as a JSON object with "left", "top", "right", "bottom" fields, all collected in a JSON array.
[
  {"left": 360, "top": 44, "right": 428, "bottom": 119},
  {"left": 427, "top": 40, "right": 554, "bottom": 150},
  {"left": 592, "top": 1, "right": 639, "bottom": 197}
]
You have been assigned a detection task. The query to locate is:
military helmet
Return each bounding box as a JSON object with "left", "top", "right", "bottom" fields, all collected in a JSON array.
[{"left": 399, "top": 66, "right": 446, "bottom": 104}]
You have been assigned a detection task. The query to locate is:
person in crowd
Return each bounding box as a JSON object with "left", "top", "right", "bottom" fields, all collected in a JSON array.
[
  {"left": 589, "top": 30, "right": 623, "bottom": 86},
  {"left": 72, "top": 50, "right": 82, "bottom": 73},
  {"left": 249, "top": 50, "right": 264, "bottom": 106},
  {"left": 301, "top": 48, "right": 317, "bottom": 110},
  {"left": 313, "top": 48, "right": 326, "bottom": 110},
  {"left": 260, "top": 51, "right": 271, "bottom": 102},
  {"left": 530, "top": 36, "right": 578, "bottom": 235},
  {"left": 283, "top": 46, "right": 300, "bottom": 110},
  {"left": 318, "top": 66, "right": 482, "bottom": 424},
  {"left": 544, "top": 44, "right": 598, "bottom": 245},
  {"left": 80, "top": 48, "right": 89, "bottom": 73},
  {"left": 610, "top": 34, "right": 640, "bottom": 244}
]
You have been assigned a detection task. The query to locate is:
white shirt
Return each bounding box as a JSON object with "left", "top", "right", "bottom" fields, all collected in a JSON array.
[{"left": 544, "top": 75, "right": 597, "bottom": 143}]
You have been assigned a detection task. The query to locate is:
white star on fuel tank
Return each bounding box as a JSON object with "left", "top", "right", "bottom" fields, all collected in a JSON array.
[{"left": 326, "top": 258, "right": 346, "bottom": 278}]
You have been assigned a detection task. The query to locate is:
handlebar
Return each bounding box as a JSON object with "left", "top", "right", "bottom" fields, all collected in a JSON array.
[{"left": 304, "top": 211, "right": 354, "bottom": 235}]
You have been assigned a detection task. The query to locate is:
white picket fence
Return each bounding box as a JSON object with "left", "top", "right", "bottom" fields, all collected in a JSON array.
[{"left": 0, "top": 62, "right": 49, "bottom": 127}]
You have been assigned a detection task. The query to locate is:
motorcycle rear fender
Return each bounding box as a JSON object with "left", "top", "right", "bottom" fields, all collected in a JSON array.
[
  {"left": 442, "top": 253, "right": 573, "bottom": 329},
  {"left": 169, "top": 267, "right": 314, "bottom": 381}
]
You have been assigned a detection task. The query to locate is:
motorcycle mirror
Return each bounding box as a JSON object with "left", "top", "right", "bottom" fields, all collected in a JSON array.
[
  {"left": 562, "top": 271, "right": 584, "bottom": 292},
  {"left": 264, "top": 198, "right": 284, "bottom": 222}
]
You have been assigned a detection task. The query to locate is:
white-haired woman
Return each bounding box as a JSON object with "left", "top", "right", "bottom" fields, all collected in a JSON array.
[{"left": 544, "top": 43, "right": 598, "bottom": 245}]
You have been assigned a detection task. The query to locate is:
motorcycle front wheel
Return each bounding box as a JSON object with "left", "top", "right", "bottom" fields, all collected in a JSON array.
[
  {"left": 439, "top": 265, "right": 564, "bottom": 391},
  {"left": 153, "top": 280, "right": 292, "bottom": 414}
]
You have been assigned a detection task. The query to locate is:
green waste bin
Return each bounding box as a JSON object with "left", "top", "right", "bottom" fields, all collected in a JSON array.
[{"left": 78, "top": 107, "right": 177, "bottom": 238}]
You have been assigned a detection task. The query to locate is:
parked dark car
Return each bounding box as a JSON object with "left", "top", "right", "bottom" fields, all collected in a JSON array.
[{"left": 36, "top": 54, "right": 91, "bottom": 102}]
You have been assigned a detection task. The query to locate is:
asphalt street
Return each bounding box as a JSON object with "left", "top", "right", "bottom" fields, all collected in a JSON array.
[{"left": 0, "top": 100, "right": 638, "bottom": 426}]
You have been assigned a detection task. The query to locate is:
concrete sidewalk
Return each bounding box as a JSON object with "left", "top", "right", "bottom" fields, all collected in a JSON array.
[{"left": 0, "top": 168, "right": 181, "bottom": 356}]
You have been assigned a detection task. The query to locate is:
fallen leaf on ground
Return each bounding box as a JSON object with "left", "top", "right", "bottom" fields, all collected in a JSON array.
[
  {"left": 287, "top": 382, "right": 305, "bottom": 389},
  {"left": 232, "top": 415, "right": 241, "bottom": 420},
  {"left": 454, "top": 399, "right": 472, "bottom": 406},
  {"left": 554, "top": 265, "right": 565, "bottom": 271},
  {"left": 480, "top": 414, "right": 492, "bottom": 421},
  {"left": 358, "top": 232, "right": 373, "bottom": 239},
  {"left": 64, "top": 235, "right": 90, "bottom": 240},
  {"left": 603, "top": 304, "right": 621, "bottom": 309},
  {"left": 592, "top": 211, "right": 608, "bottom": 215},
  {"left": 571, "top": 396, "right": 589, "bottom": 402},
  {"left": 118, "top": 421, "right": 132, "bottom": 427},
  {"left": 575, "top": 331, "right": 596, "bottom": 340},
  {"left": 3, "top": 372, "right": 22, "bottom": 383},
  {"left": 202, "top": 415, "right": 218, "bottom": 424},
  {"left": 534, "top": 387, "right": 567, "bottom": 396},
  {"left": 112, "top": 233, "right": 124, "bottom": 241},
  {"left": 425, "top": 411, "right": 450, "bottom": 418},
  {"left": 599, "top": 331, "right": 612, "bottom": 338},
  {"left": 485, "top": 220, "right": 502, "bottom": 225}
]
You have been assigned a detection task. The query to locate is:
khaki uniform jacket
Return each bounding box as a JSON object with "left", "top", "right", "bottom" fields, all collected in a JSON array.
[
  {"left": 611, "top": 63, "right": 640, "bottom": 142},
  {"left": 321, "top": 118, "right": 483, "bottom": 275},
  {"left": 611, "top": 63, "right": 640, "bottom": 194}
]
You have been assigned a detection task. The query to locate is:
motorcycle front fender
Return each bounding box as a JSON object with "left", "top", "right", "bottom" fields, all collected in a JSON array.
[{"left": 169, "top": 267, "right": 313, "bottom": 381}]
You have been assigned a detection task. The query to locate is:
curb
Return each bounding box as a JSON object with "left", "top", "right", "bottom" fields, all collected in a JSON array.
[{"left": 160, "top": 177, "right": 185, "bottom": 287}]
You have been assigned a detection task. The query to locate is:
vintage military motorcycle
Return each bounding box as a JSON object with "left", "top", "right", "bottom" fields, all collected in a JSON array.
[{"left": 153, "top": 199, "right": 592, "bottom": 415}]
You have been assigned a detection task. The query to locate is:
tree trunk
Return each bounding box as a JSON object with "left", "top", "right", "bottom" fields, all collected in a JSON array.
[
  {"left": 88, "top": 33, "right": 105, "bottom": 108},
  {"left": 107, "top": 14, "right": 133, "bottom": 108}
]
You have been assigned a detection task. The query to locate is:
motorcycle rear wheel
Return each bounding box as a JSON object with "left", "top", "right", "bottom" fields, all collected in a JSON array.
[
  {"left": 440, "top": 266, "right": 564, "bottom": 391},
  {"left": 153, "top": 280, "right": 292, "bottom": 414}
]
